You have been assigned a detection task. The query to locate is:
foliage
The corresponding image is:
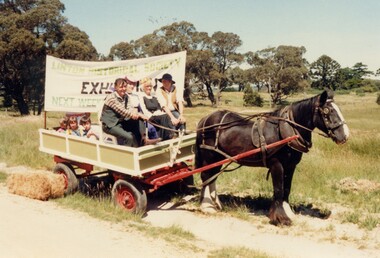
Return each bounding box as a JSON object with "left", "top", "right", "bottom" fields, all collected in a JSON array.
[
  {"left": 0, "top": 0, "right": 97, "bottom": 116},
  {"left": 243, "top": 85, "right": 264, "bottom": 107},
  {"left": 309, "top": 55, "right": 341, "bottom": 90},
  {"left": 245, "top": 46, "right": 310, "bottom": 105},
  {"left": 377, "top": 93, "right": 380, "bottom": 105},
  {"left": 109, "top": 21, "right": 244, "bottom": 107}
]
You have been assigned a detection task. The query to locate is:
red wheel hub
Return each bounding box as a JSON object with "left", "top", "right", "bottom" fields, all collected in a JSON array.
[{"left": 116, "top": 187, "right": 136, "bottom": 210}]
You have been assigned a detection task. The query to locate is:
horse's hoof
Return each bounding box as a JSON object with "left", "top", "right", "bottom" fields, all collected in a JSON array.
[
  {"left": 269, "top": 217, "right": 292, "bottom": 226},
  {"left": 283, "top": 202, "right": 296, "bottom": 220},
  {"left": 200, "top": 203, "right": 218, "bottom": 214}
]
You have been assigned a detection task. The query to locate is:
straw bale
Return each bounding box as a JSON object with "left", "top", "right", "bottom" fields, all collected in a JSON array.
[{"left": 6, "top": 171, "right": 65, "bottom": 201}]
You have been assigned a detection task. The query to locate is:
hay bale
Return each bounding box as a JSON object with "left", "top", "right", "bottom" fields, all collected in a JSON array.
[
  {"left": 6, "top": 171, "right": 65, "bottom": 201},
  {"left": 47, "top": 172, "right": 65, "bottom": 198}
]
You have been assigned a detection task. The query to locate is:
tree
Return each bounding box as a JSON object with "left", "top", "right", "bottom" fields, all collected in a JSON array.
[
  {"left": 333, "top": 63, "right": 373, "bottom": 90},
  {"left": 111, "top": 22, "right": 244, "bottom": 107},
  {"left": 55, "top": 24, "right": 98, "bottom": 60},
  {"left": 246, "top": 46, "right": 309, "bottom": 105},
  {"left": 0, "top": 0, "right": 97, "bottom": 115},
  {"left": 309, "top": 55, "right": 341, "bottom": 90}
]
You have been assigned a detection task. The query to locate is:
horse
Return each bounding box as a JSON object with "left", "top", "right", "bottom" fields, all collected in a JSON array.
[{"left": 195, "top": 90, "right": 350, "bottom": 226}]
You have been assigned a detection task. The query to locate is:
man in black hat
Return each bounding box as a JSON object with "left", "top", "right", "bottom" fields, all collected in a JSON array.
[{"left": 156, "top": 73, "right": 186, "bottom": 132}]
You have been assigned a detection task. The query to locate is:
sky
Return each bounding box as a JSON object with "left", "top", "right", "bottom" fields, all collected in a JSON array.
[{"left": 60, "top": 0, "right": 380, "bottom": 72}]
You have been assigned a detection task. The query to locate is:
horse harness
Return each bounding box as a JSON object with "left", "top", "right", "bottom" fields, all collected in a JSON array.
[{"left": 198, "top": 98, "right": 344, "bottom": 168}]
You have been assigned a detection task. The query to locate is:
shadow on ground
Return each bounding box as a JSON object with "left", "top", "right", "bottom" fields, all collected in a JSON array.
[{"left": 76, "top": 175, "right": 331, "bottom": 220}]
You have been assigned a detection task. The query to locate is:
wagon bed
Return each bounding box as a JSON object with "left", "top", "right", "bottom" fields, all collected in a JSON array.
[{"left": 39, "top": 128, "right": 196, "bottom": 177}]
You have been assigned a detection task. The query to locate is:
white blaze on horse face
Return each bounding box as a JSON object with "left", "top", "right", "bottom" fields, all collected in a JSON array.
[{"left": 331, "top": 102, "right": 350, "bottom": 139}]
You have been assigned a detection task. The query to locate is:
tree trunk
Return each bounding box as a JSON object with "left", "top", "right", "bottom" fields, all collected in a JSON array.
[
  {"left": 183, "top": 82, "right": 193, "bottom": 107},
  {"left": 14, "top": 95, "right": 30, "bottom": 115},
  {"left": 205, "top": 83, "right": 216, "bottom": 106}
]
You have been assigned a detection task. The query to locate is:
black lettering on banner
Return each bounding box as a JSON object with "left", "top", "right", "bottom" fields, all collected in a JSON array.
[
  {"left": 99, "top": 82, "right": 110, "bottom": 94},
  {"left": 81, "top": 82, "right": 89, "bottom": 94},
  {"left": 90, "top": 82, "right": 99, "bottom": 94}
]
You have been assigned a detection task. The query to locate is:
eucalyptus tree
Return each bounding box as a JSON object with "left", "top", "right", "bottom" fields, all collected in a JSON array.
[
  {"left": 110, "top": 21, "right": 244, "bottom": 106},
  {"left": 55, "top": 24, "right": 98, "bottom": 61},
  {"left": 246, "top": 46, "right": 309, "bottom": 105},
  {"left": 0, "top": 0, "right": 64, "bottom": 114},
  {"left": 309, "top": 55, "right": 341, "bottom": 90},
  {"left": 0, "top": 0, "right": 97, "bottom": 115}
]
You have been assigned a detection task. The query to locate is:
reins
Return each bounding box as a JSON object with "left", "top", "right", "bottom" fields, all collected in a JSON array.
[{"left": 147, "top": 111, "right": 329, "bottom": 138}]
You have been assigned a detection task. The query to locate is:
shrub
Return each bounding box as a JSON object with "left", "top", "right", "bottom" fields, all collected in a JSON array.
[
  {"left": 243, "top": 85, "right": 264, "bottom": 107},
  {"left": 377, "top": 93, "right": 380, "bottom": 105}
]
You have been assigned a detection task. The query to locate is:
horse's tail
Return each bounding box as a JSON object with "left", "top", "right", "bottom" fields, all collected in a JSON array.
[{"left": 194, "top": 116, "right": 206, "bottom": 169}]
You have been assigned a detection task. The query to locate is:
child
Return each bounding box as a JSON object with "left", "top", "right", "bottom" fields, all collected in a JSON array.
[
  {"left": 66, "top": 116, "right": 83, "bottom": 136},
  {"left": 57, "top": 117, "right": 68, "bottom": 133},
  {"left": 80, "top": 116, "right": 99, "bottom": 140}
]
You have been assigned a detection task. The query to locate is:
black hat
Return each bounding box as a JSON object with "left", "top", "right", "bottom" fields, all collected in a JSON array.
[{"left": 158, "top": 73, "right": 175, "bottom": 84}]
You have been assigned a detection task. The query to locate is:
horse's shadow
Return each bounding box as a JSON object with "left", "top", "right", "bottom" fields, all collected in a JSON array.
[
  {"left": 218, "top": 194, "right": 331, "bottom": 219},
  {"left": 76, "top": 177, "right": 331, "bottom": 220},
  {"left": 147, "top": 188, "right": 331, "bottom": 220}
]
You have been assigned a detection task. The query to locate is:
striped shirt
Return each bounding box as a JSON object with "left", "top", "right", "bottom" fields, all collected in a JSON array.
[{"left": 104, "top": 92, "right": 134, "bottom": 118}]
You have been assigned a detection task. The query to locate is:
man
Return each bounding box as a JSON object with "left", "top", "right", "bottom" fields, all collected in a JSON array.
[
  {"left": 155, "top": 73, "right": 186, "bottom": 132},
  {"left": 100, "top": 78, "right": 160, "bottom": 147}
]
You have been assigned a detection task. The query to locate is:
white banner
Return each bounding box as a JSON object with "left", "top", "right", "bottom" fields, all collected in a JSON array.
[{"left": 44, "top": 51, "right": 186, "bottom": 112}]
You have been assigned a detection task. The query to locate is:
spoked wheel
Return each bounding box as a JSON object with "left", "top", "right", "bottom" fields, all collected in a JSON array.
[
  {"left": 53, "top": 163, "right": 79, "bottom": 195},
  {"left": 111, "top": 179, "right": 147, "bottom": 214}
]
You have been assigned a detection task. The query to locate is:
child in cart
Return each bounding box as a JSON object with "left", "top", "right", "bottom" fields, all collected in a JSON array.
[
  {"left": 80, "top": 116, "right": 99, "bottom": 140},
  {"left": 56, "top": 117, "right": 68, "bottom": 133},
  {"left": 66, "top": 116, "right": 84, "bottom": 136}
]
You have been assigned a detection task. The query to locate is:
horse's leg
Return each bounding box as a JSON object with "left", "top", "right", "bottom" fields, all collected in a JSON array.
[
  {"left": 283, "top": 164, "right": 297, "bottom": 220},
  {"left": 200, "top": 168, "right": 222, "bottom": 213},
  {"left": 268, "top": 159, "right": 292, "bottom": 226}
]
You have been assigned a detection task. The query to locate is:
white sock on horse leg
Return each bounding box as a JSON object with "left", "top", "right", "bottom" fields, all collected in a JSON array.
[
  {"left": 200, "top": 185, "right": 217, "bottom": 213},
  {"left": 283, "top": 202, "right": 296, "bottom": 219},
  {"left": 209, "top": 181, "right": 222, "bottom": 210}
]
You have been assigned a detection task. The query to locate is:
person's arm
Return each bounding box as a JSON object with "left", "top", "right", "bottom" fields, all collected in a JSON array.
[
  {"left": 176, "top": 89, "right": 186, "bottom": 123},
  {"left": 156, "top": 89, "right": 180, "bottom": 125},
  {"left": 138, "top": 94, "right": 152, "bottom": 119},
  {"left": 105, "top": 97, "right": 135, "bottom": 119}
]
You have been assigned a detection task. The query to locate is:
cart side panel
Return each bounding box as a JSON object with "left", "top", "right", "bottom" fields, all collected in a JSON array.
[
  {"left": 99, "top": 145, "right": 135, "bottom": 171},
  {"left": 68, "top": 138, "right": 98, "bottom": 161},
  {"left": 138, "top": 135, "right": 195, "bottom": 171},
  {"left": 40, "top": 132, "right": 67, "bottom": 153}
]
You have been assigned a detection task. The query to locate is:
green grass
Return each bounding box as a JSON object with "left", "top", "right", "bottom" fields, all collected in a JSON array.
[
  {"left": 1, "top": 91, "right": 379, "bottom": 231},
  {"left": 208, "top": 246, "right": 277, "bottom": 258},
  {"left": 0, "top": 171, "right": 7, "bottom": 183}
]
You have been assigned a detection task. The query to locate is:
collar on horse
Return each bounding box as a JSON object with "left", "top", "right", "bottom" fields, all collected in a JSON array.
[{"left": 279, "top": 105, "right": 312, "bottom": 153}]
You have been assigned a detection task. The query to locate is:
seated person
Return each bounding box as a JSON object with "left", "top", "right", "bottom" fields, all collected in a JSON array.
[
  {"left": 66, "top": 116, "right": 83, "bottom": 136},
  {"left": 155, "top": 73, "right": 186, "bottom": 133},
  {"left": 125, "top": 76, "right": 160, "bottom": 141},
  {"left": 100, "top": 78, "right": 160, "bottom": 147},
  {"left": 57, "top": 117, "right": 68, "bottom": 133},
  {"left": 139, "top": 77, "right": 175, "bottom": 140},
  {"left": 80, "top": 116, "right": 99, "bottom": 140}
]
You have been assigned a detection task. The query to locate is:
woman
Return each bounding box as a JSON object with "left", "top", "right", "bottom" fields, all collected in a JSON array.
[{"left": 139, "top": 77, "right": 175, "bottom": 140}]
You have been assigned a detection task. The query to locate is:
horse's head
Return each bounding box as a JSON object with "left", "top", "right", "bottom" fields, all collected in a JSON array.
[{"left": 313, "top": 90, "right": 350, "bottom": 144}]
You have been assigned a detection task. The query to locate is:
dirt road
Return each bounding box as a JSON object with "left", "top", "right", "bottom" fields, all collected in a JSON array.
[{"left": 1, "top": 183, "right": 379, "bottom": 258}]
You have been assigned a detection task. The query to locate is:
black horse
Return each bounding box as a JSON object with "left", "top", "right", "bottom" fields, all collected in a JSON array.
[{"left": 195, "top": 90, "right": 349, "bottom": 226}]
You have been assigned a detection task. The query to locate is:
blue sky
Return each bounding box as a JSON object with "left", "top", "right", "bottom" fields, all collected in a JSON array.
[{"left": 61, "top": 0, "right": 380, "bottom": 72}]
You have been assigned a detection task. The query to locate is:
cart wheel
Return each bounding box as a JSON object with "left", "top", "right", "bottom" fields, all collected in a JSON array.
[
  {"left": 112, "top": 179, "right": 147, "bottom": 214},
  {"left": 53, "top": 163, "right": 79, "bottom": 195}
]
